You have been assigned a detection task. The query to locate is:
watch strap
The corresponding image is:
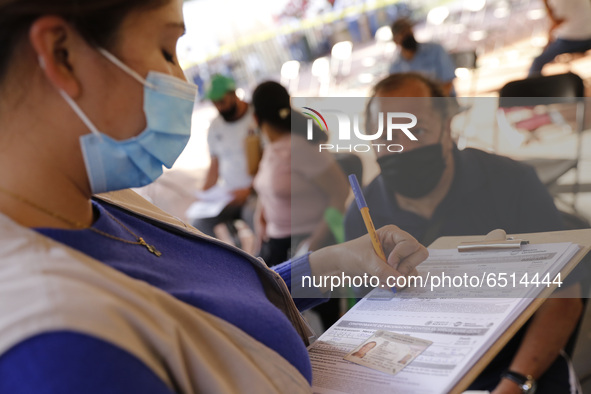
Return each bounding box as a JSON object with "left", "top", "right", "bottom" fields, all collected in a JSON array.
[{"left": 501, "top": 370, "right": 537, "bottom": 393}]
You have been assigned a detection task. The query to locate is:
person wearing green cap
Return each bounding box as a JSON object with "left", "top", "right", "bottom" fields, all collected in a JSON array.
[
  {"left": 194, "top": 74, "right": 259, "bottom": 239},
  {"left": 205, "top": 74, "right": 236, "bottom": 103}
]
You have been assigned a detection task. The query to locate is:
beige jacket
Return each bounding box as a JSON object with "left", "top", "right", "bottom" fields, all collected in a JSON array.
[{"left": 0, "top": 189, "right": 314, "bottom": 393}]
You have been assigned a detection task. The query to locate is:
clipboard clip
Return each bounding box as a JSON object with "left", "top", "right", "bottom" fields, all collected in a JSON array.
[{"left": 458, "top": 229, "right": 529, "bottom": 252}]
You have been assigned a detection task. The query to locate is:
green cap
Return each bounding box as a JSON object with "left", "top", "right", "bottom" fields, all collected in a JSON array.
[{"left": 206, "top": 74, "right": 236, "bottom": 101}]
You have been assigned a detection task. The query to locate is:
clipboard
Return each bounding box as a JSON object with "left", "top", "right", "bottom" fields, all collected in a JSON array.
[
  {"left": 429, "top": 228, "right": 591, "bottom": 394},
  {"left": 457, "top": 229, "right": 529, "bottom": 252}
]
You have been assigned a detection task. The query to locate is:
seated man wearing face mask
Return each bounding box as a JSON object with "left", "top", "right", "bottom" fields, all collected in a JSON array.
[
  {"left": 389, "top": 18, "right": 456, "bottom": 97},
  {"left": 344, "top": 73, "right": 582, "bottom": 394}
]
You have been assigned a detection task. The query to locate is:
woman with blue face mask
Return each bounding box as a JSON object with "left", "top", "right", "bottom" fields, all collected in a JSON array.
[{"left": 0, "top": 1, "right": 428, "bottom": 393}]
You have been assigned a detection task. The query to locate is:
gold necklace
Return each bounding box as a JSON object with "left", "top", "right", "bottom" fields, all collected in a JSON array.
[{"left": 0, "top": 186, "right": 162, "bottom": 257}]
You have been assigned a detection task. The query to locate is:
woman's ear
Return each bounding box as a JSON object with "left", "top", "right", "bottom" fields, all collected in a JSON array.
[{"left": 29, "top": 16, "right": 82, "bottom": 98}]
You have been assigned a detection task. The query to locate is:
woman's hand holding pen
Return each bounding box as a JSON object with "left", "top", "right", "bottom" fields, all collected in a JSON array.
[{"left": 308, "top": 225, "right": 428, "bottom": 293}]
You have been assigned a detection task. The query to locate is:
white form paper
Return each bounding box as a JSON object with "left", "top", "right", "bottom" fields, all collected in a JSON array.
[
  {"left": 309, "top": 243, "right": 580, "bottom": 394},
  {"left": 185, "top": 185, "right": 234, "bottom": 220}
]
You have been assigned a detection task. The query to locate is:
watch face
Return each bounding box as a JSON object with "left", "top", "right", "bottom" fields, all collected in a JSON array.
[{"left": 522, "top": 379, "right": 537, "bottom": 394}]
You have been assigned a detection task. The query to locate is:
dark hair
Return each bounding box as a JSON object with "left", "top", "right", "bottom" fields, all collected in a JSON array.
[
  {"left": 0, "top": 0, "right": 169, "bottom": 84},
  {"left": 252, "top": 81, "right": 292, "bottom": 132},
  {"left": 371, "top": 72, "right": 445, "bottom": 99},
  {"left": 390, "top": 18, "right": 414, "bottom": 36},
  {"left": 252, "top": 80, "right": 329, "bottom": 143},
  {"left": 366, "top": 72, "right": 450, "bottom": 120}
]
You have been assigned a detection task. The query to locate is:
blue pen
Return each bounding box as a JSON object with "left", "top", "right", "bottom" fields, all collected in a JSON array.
[
  {"left": 349, "top": 175, "right": 397, "bottom": 293},
  {"left": 349, "top": 174, "right": 387, "bottom": 261}
]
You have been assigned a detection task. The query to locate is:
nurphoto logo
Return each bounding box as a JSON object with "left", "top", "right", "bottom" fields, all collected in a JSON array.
[{"left": 302, "top": 107, "right": 418, "bottom": 153}]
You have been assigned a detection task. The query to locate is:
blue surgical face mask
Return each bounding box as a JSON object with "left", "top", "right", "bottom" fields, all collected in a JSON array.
[{"left": 56, "top": 48, "right": 197, "bottom": 194}]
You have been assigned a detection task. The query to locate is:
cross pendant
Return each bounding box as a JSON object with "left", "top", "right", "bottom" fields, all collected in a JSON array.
[{"left": 138, "top": 237, "right": 162, "bottom": 257}]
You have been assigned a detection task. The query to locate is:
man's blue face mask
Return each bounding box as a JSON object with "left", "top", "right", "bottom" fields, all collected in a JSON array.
[{"left": 54, "top": 48, "right": 197, "bottom": 194}]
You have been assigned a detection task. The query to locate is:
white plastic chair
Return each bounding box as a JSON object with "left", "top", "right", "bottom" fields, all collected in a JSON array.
[
  {"left": 422, "top": 6, "right": 450, "bottom": 42},
  {"left": 311, "top": 57, "right": 331, "bottom": 96},
  {"left": 330, "top": 41, "right": 353, "bottom": 83},
  {"left": 280, "top": 60, "right": 300, "bottom": 93},
  {"left": 375, "top": 26, "right": 395, "bottom": 65}
]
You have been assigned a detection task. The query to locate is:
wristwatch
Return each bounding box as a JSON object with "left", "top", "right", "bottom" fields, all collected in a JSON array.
[{"left": 501, "top": 370, "right": 537, "bottom": 393}]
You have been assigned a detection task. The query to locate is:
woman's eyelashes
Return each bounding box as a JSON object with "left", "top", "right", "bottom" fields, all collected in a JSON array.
[{"left": 162, "top": 49, "right": 176, "bottom": 65}]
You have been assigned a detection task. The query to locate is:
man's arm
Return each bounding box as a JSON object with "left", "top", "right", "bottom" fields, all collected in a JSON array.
[
  {"left": 493, "top": 295, "right": 583, "bottom": 394},
  {"left": 203, "top": 156, "right": 219, "bottom": 190},
  {"left": 204, "top": 154, "right": 250, "bottom": 206},
  {"left": 493, "top": 165, "right": 582, "bottom": 393},
  {"left": 229, "top": 186, "right": 253, "bottom": 206}
]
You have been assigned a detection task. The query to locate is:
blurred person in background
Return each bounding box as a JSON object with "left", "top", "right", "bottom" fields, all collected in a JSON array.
[
  {"left": 0, "top": 1, "right": 430, "bottom": 392},
  {"left": 192, "top": 74, "right": 259, "bottom": 238},
  {"left": 528, "top": 0, "right": 591, "bottom": 76},
  {"left": 251, "top": 81, "right": 349, "bottom": 267},
  {"left": 345, "top": 72, "right": 582, "bottom": 394},
  {"left": 252, "top": 81, "right": 350, "bottom": 332},
  {"left": 389, "top": 18, "right": 456, "bottom": 96}
]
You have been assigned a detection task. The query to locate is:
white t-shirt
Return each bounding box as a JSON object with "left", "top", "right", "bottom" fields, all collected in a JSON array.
[
  {"left": 207, "top": 106, "right": 257, "bottom": 190},
  {"left": 549, "top": 0, "right": 591, "bottom": 40}
]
